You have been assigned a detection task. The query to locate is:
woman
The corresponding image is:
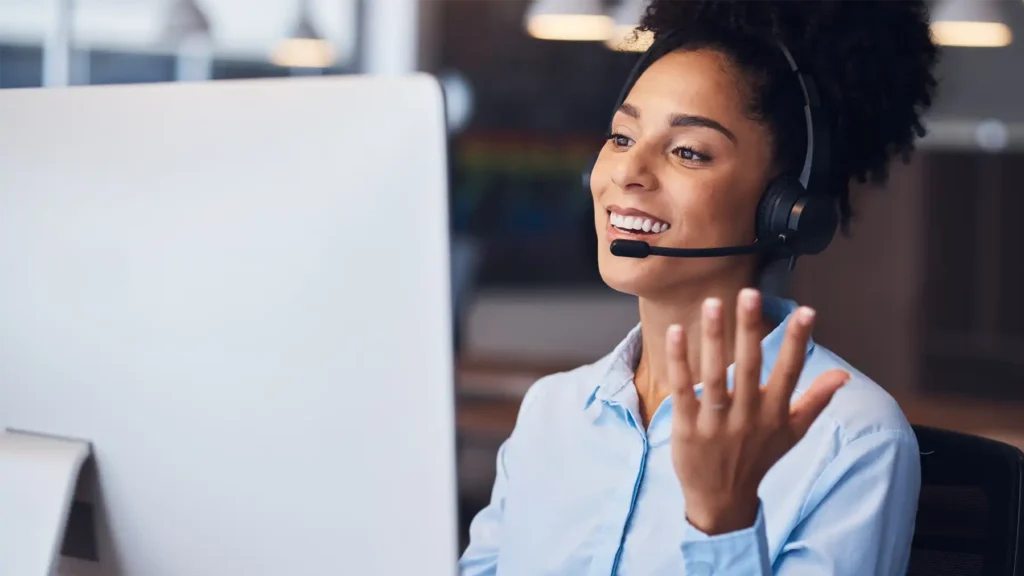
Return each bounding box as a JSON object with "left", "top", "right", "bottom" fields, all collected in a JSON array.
[{"left": 461, "top": 1, "right": 938, "bottom": 574}]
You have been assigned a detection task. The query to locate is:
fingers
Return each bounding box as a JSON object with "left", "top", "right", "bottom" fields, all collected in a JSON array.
[
  {"left": 666, "top": 324, "right": 698, "bottom": 421},
  {"left": 699, "top": 298, "right": 728, "bottom": 419},
  {"left": 732, "top": 289, "right": 763, "bottom": 415},
  {"left": 764, "top": 306, "right": 816, "bottom": 418},
  {"left": 790, "top": 369, "right": 850, "bottom": 436}
]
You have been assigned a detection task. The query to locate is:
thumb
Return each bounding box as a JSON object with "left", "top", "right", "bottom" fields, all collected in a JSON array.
[{"left": 789, "top": 370, "right": 850, "bottom": 437}]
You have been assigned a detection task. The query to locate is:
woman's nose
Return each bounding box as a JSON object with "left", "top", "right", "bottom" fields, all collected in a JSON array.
[{"left": 609, "top": 144, "right": 658, "bottom": 193}]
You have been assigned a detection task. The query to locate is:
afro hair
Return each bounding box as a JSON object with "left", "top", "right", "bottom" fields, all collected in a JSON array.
[{"left": 635, "top": 0, "right": 940, "bottom": 233}]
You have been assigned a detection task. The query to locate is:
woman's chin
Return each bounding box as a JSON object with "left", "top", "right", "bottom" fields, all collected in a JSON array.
[
  {"left": 596, "top": 251, "right": 723, "bottom": 299},
  {"left": 597, "top": 259, "right": 665, "bottom": 298}
]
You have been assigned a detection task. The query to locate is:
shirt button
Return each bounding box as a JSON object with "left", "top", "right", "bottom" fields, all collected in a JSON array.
[{"left": 689, "top": 561, "right": 714, "bottom": 576}]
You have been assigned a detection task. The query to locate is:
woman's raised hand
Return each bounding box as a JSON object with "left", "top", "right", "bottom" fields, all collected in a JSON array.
[{"left": 667, "top": 288, "right": 850, "bottom": 535}]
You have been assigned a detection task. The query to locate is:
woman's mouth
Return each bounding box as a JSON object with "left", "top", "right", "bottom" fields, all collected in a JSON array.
[{"left": 608, "top": 210, "right": 672, "bottom": 235}]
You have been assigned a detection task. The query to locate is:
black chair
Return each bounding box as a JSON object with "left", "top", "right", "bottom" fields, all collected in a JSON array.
[{"left": 909, "top": 425, "right": 1024, "bottom": 576}]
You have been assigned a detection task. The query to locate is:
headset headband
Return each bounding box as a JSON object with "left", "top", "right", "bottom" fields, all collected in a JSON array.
[{"left": 609, "top": 30, "right": 830, "bottom": 196}]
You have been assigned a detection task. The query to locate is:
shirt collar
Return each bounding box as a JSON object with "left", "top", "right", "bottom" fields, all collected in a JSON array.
[{"left": 583, "top": 295, "right": 814, "bottom": 411}]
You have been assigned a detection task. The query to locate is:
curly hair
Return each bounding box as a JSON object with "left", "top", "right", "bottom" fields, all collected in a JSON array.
[{"left": 635, "top": 0, "right": 940, "bottom": 234}]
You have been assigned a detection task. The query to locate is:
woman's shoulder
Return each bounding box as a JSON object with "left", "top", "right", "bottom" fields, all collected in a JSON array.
[
  {"left": 515, "top": 356, "right": 616, "bottom": 420},
  {"left": 801, "top": 343, "right": 917, "bottom": 448},
  {"left": 506, "top": 332, "right": 639, "bottom": 433}
]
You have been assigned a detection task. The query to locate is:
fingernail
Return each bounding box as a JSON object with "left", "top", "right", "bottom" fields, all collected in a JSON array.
[
  {"left": 703, "top": 298, "right": 721, "bottom": 320},
  {"left": 796, "top": 307, "right": 816, "bottom": 327},
  {"left": 739, "top": 288, "right": 760, "bottom": 311},
  {"left": 667, "top": 324, "right": 683, "bottom": 343}
]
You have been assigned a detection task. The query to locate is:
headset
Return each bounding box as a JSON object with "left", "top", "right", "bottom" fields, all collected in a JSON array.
[{"left": 595, "top": 30, "right": 839, "bottom": 270}]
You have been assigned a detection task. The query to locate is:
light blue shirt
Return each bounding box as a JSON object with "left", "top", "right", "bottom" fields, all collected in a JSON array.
[{"left": 459, "top": 296, "right": 920, "bottom": 575}]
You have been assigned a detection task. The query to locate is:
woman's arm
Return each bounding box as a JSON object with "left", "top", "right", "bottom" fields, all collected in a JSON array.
[{"left": 678, "top": 427, "right": 920, "bottom": 575}]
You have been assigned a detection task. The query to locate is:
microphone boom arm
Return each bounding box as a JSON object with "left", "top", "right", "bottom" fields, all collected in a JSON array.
[{"left": 609, "top": 238, "right": 781, "bottom": 259}]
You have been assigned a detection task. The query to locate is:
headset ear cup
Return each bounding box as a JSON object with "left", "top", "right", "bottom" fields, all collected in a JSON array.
[
  {"left": 755, "top": 177, "right": 838, "bottom": 258},
  {"left": 756, "top": 178, "right": 801, "bottom": 246},
  {"left": 788, "top": 192, "right": 839, "bottom": 255}
]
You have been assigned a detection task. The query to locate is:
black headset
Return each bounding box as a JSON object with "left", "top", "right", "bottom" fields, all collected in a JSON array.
[{"left": 593, "top": 30, "right": 839, "bottom": 268}]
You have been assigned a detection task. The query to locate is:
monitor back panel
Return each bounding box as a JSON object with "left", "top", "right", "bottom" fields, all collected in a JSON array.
[{"left": 0, "top": 75, "right": 458, "bottom": 576}]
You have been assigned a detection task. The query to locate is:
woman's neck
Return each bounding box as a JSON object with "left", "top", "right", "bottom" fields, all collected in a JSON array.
[{"left": 633, "top": 276, "right": 761, "bottom": 426}]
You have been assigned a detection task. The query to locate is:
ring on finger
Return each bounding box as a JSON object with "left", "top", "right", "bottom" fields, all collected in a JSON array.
[{"left": 703, "top": 400, "right": 729, "bottom": 411}]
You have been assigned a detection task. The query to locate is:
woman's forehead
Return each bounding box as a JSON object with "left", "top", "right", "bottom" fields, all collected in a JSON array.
[{"left": 625, "top": 50, "right": 750, "bottom": 120}]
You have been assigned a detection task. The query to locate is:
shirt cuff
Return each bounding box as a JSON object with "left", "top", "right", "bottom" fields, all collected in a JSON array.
[{"left": 680, "top": 500, "right": 772, "bottom": 576}]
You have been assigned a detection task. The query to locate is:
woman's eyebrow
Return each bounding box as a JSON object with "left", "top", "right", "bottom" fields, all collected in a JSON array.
[
  {"left": 669, "top": 113, "right": 737, "bottom": 143},
  {"left": 616, "top": 103, "right": 737, "bottom": 143}
]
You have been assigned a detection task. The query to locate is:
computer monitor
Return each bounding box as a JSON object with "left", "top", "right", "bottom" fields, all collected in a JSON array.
[{"left": 0, "top": 75, "right": 458, "bottom": 576}]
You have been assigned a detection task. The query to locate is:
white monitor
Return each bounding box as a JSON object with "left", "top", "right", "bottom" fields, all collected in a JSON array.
[{"left": 0, "top": 75, "right": 458, "bottom": 576}]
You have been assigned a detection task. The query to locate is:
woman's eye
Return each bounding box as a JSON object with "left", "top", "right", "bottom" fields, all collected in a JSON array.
[
  {"left": 608, "top": 133, "right": 633, "bottom": 148},
  {"left": 674, "top": 146, "right": 709, "bottom": 163}
]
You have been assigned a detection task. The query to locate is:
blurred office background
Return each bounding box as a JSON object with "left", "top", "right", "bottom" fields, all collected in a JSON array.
[{"left": 3, "top": 0, "right": 1024, "bottom": 549}]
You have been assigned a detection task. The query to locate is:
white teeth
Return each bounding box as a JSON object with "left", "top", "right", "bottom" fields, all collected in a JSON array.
[{"left": 609, "top": 211, "right": 670, "bottom": 234}]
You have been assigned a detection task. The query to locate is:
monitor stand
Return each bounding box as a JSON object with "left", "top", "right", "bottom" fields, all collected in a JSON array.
[{"left": 0, "top": 430, "right": 92, "bottom": 576}]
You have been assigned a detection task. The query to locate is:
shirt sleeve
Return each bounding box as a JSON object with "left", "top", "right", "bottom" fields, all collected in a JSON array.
[{"left": 680, "top": 428, "right": 921, "bottom": 575}]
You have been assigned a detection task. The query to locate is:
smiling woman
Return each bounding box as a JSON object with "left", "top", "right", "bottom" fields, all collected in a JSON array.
[
  {"left": 594, "top": 46, "right": 777, "bottom": 299},
  {"left": 460, "top": 1, "right": 940, "bottom": 575}
]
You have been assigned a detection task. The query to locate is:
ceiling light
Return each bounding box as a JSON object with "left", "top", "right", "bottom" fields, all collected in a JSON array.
[
  {"left": 604, "top": 0, "right": 653, "bottom": 52},
  {"left": 930, "top": 0, "right": 1013, "bottom": 47},
  {"left": 525, "top": 0, "right": 613, "bottom": 42},
  {"left": 271, "top": 1, "right": 336, "bottom": 68}
]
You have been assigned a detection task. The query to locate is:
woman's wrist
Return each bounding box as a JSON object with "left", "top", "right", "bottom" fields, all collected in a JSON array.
[{"left": 685, "top": 492, "right": 760, "bottom": 536}]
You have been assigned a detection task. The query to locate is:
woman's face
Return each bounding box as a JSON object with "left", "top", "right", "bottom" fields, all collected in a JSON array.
[{"left": 591, "top": 49, "right": 775, "bottom": 300}]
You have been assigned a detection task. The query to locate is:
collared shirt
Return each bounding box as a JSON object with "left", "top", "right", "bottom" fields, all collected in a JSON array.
[{"left": 459, "top": 296, "right": 920, "bottom": 576}]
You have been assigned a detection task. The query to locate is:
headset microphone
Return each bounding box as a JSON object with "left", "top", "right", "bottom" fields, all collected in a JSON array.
[{"left": 610, "top": 238, "right": 781, "bottom": 259}]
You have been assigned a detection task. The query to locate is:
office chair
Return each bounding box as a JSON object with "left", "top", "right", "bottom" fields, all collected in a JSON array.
[{"left": 909, "top": 425, "right": 1024, "bottom": 576}]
